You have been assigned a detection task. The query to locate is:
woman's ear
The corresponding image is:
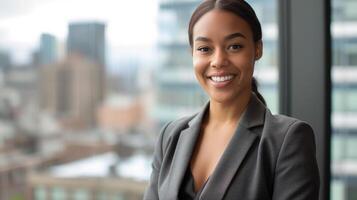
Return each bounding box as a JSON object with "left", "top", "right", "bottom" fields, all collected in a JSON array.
[{"left": 255, "top": 40, "right": 263, "bottom": 60}]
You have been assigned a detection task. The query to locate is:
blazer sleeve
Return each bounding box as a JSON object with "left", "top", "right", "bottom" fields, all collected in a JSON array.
[
  {"left": 272, "top": 121, "right": 320, "bottom": 200},
  {"left": 143, "top": 122, "right": 171, "bottom": 200}
]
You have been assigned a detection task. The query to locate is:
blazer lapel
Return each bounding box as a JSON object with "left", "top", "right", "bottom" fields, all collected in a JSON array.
[
  {"left": 162, "top": 102, "right": 209, "bottom": 200},
  {"left": 200, "top": 94, "right": 266, "bottom": 200}
]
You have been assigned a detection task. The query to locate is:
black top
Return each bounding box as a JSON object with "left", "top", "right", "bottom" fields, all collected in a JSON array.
[{"left": 178, "top": 167, "right": 210, "bottom": 200}]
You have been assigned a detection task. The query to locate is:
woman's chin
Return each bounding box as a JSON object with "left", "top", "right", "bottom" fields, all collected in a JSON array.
[
  {"left": 209, "top": 93, "right": 236, "bottom": 105},
  {"left": 207, "top": 89, "right": 250, "bottom": 105}
]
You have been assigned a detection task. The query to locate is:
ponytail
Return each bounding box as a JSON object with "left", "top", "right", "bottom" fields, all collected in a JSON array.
[{"left": 251, "top": 77, "right": 266, "bottom": 106}]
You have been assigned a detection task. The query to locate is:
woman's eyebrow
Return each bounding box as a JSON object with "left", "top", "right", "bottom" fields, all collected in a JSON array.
[
  {"left": 224, "top": 32, "right": 247, "bottom": 40},
  {"left": 194, "top": 32, "right": 247, "bottom": 42},
  {"left": 195, "top": 36, "right": 211, "bottom": 42}
]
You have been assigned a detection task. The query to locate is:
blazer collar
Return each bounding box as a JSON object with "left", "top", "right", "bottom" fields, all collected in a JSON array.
[
  {"left": 160, "top": 102, "right": 208, "bottom": 199},
  {"left": 237, "top": 92, "right": 266, "bottom": 129},
  {"left": 162, "top": 93, "right": 266, "bottom": 200}
]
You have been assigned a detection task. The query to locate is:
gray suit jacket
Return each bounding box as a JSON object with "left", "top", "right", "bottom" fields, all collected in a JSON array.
[{"left": 143, "top": 94, "right": 320, "bottom": 200}]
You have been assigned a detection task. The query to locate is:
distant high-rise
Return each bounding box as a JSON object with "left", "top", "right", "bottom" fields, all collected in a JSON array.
[
  {"left": 0, "top": 51, "right": 11, "bottom": 73},
  {"left": 39, "top": 55, "right": 105, "bottom": 128},
  {"left": 39, "top": 33, "right": 58, "bottom": 65},
  {"left": 67, "top": 22, "right": 106, "bottom": 66},
  {"left": 154, "top": 0, "right": 206, "bottom": 128}
]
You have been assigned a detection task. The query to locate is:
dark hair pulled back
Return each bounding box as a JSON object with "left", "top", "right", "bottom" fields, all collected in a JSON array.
[{"left": 188, "top": 0, "right": 266, "bottom": 106}]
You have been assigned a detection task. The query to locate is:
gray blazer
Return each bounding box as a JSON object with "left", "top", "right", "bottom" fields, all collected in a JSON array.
[{"left": 143, "top": 94, "right": 320, "bottom": 200}]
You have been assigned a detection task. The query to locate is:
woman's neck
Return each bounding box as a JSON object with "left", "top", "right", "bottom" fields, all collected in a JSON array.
[{"left": 206, "top": 92, "right": 252, "bottom": 127}]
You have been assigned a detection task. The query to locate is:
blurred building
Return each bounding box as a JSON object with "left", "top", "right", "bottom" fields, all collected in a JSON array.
[
  {"left": 154, "top": 0, "right": 206, "bottom": 128},
  {"left": 0, "top": 131, "right": 115, "bottom": 200},
  {"left": 0, "top": 87, "right": 19, "bottom": 121},
  {"left": 0, "top": 151, "right": 42, "bottom": 200},
  {"left": 97, "top": 95, "right": 143, "bottom": 133},
  {"left": 27, "top": 175, "right": 146, "bottom": 200},
  {"left": 67, "top": 22, "right": 106, "bottom": 66},
  {"left": 39, "top": 33, "right": 58, "bottom": 66},
  {"left": 39, "top": 56, "right": 104, "bottom": 129},
  {"left": 331, "top": 0, "right": 357, "bottom": 198},
  {"left": 3, "top": 66, "right": 38, "bottom": 127},
  {"left": 26, "top": 151, "right": 150, "bottom": 200},
  {"left": 116, "top": 58, "right": 140, "bottom": 95},
  {"left": 0, "top": 51, "right": 11, "bottom": 73}
]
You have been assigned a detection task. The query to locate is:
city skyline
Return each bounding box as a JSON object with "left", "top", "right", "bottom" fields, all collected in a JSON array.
[
  {"left": 0, "top": 0, "right": 356, "bottom": 199},
  {"left": 0, "top": 0, "right": 158, "bottom": 71}
]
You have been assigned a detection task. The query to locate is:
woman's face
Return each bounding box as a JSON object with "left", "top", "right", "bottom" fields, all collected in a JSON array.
[{"left": 192, "top": 9, "right": 262, "bottom": 104}]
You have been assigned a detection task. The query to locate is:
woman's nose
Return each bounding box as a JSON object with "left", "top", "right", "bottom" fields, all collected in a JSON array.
[{"left": 211, "top": 50, "right": 229, "bottom": 68}]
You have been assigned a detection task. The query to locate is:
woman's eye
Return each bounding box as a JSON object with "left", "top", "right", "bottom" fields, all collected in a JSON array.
[
  {"left": 197, "top": 47, "right": 210, "bottom": 52},
  {"left": 228, "top": 44, "right": 243, "bottom": 51}
]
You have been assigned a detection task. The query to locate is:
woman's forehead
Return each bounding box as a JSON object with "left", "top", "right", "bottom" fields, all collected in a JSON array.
[{"left": 192, "top": 9, "right": 253, "bottom": 40}]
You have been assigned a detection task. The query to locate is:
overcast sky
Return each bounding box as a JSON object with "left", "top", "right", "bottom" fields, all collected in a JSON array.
[{"left": 0, "top": 0, "right": 158, "bottom": 66}]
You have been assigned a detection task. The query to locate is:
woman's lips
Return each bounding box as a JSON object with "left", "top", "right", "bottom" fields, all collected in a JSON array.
[{"left": 208, "top": 74, "right": 236, "bottom": 88}]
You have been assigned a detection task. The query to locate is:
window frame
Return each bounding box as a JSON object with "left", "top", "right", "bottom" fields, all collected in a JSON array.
[{"left": 278, "top": 0, "right": 332, "bottom": 199}]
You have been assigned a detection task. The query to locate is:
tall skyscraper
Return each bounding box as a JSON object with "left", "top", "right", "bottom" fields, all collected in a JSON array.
[
  {"left": 67, "top": 22, "right": 106, "bottom": 66},
  {"left": 39, "top": 55, "right": 104, "bottom": 128},
  {"left": 39, "top": 33, "right": 58, "bottom": 65}
]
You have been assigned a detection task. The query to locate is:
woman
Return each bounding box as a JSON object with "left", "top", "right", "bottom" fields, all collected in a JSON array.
[{"left": 144, "top": 0, "right": 320, "bottom": 199}]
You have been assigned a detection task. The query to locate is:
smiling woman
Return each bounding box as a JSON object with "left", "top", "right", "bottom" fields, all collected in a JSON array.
[{"left": 144, "top": 0, "right": 320, "bottom": 199}]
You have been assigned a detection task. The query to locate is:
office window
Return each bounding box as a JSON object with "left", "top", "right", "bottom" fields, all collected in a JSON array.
[
  {"left": 0, "top": 0, "right": 279, "bottom": 199},
  {"left": 331, "top": 0, "right": 357, "bottom": 199}
]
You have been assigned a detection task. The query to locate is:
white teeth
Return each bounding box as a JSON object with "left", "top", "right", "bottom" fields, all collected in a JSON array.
[{"left": 211, "top": 75, "right": 234, "bottom": 82}]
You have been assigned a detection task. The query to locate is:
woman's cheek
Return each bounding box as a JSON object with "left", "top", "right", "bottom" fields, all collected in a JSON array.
[
  {"left": 232, "top": 56, "right": 255, "bottom": 72},
  {"left": 193, "top": 58, "right": 207, "bottom": 75},
  {"left": 193, "top": 58, "right": 208, "bottom": 89},
  {"left": 193, "top": 56, "right": 203, "bottom": 68}
]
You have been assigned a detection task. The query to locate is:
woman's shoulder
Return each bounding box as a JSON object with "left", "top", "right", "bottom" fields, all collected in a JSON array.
[
  {"left": 265, "top": 109, "right": 312, "bottom": 130},
  {"left": 158, "top": 113, "right": 198, "bottom": 147},
  {"left": 262, "top": 109, "right": 315, "bottom": 141}
]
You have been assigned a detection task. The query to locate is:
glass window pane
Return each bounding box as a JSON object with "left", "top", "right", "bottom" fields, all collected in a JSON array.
[
  {"left": 332, "top": 0, "right": 357, "bottom": 199},
  {"left": 0, "top": 0, "right": 278, "bottom": 199}
]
